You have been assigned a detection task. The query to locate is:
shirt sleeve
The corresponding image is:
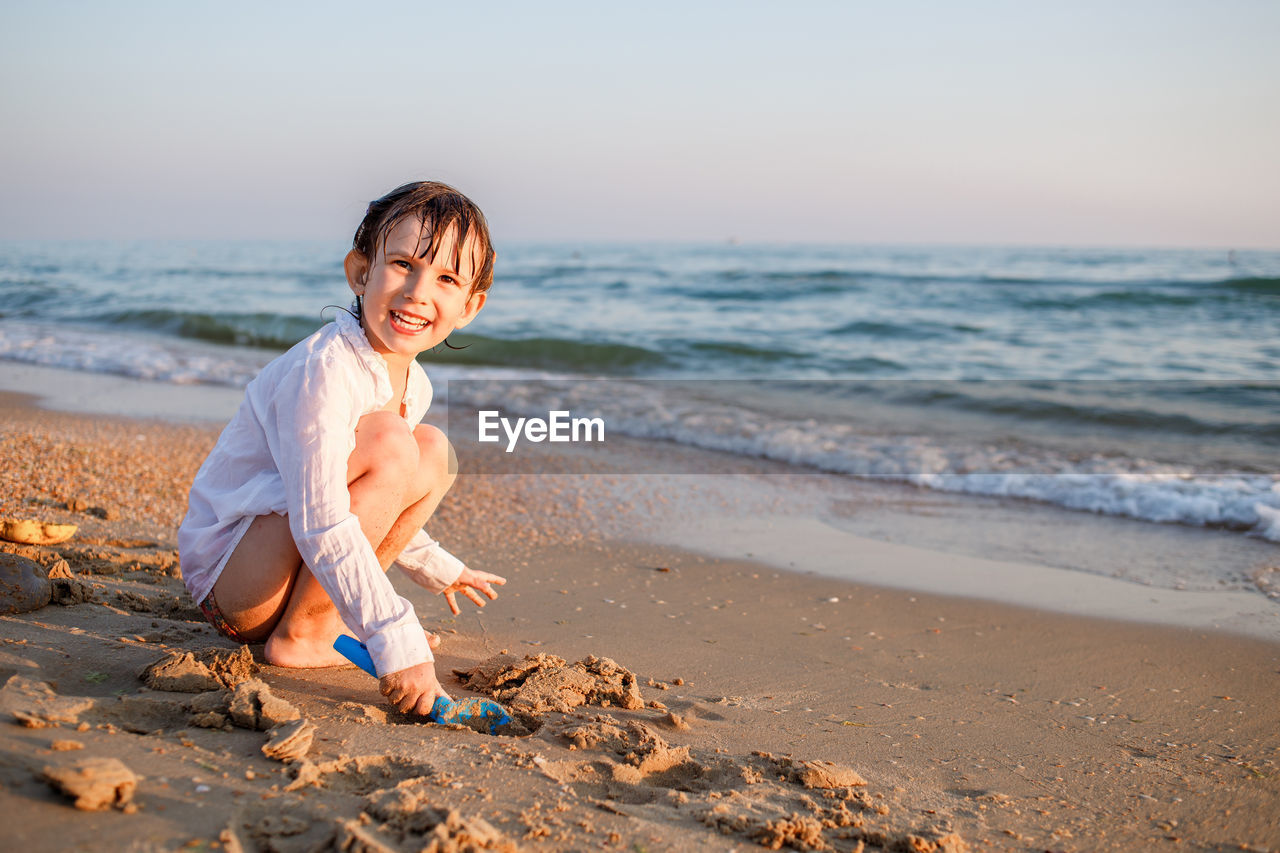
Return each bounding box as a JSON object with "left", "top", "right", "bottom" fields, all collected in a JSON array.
[
  {"left": 394, "top": 528, "right": 466, "bottom": 593},
  {"left": 265, "top": 352, "right": 432, "bottom": 675}
]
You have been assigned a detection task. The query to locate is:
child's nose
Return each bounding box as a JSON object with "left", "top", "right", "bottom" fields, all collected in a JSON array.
[{"left": 403, "top": 272, "right": 432, "bottom": 302}]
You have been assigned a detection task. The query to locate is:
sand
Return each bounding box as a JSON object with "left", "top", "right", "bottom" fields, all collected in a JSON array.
[{"left": 1, "top": 392, "right": 1279, "bottom": 851}]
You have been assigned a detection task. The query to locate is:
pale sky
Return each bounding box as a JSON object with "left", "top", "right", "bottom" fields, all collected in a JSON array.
[{"left": 2, "top": 1, "right": 1277, "bottom": 247}]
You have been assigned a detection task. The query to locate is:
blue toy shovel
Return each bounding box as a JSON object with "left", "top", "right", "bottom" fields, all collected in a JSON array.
[{"left": 332, "top": 635, "right": 513, "bottom": 734}]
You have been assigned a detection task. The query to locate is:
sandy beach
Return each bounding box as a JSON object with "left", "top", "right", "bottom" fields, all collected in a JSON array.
[{"left": 2, "top": 384, "right": 1279, "bottom": 852}]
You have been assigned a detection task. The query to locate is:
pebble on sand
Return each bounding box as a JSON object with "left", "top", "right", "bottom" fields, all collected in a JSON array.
[
  {"left": 0, "top": 518, "right": 77, "bottom": 546},
  {"left": 0, "top": 553, "right": 52, "bottom": 614}
]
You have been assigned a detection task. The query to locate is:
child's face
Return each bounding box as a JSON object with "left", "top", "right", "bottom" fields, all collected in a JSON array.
[{"left": 344, "top": 216, "right": 487, "bottom": 368}]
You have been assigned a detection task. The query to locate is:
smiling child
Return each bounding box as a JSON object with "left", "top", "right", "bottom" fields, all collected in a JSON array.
[{"left": 178, "top": 182, "right": 505, "bottom": 715}]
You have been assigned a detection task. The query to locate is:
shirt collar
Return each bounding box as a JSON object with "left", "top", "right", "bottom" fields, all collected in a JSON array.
[{"left": 334, "top": 308, "right": 393, "bottom": 408}]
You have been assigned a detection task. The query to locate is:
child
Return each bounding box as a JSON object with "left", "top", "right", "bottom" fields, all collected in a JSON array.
[{"left": 178, "top": 181, "right": 505, "bottom": 716}]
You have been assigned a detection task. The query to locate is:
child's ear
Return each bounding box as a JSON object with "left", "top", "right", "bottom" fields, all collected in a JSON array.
[
  {"left": 344, "top": 250, "right": 369, "bottom": 295},
  {"left": 453, "top": 291, "right": 487, "bottom": 330}
]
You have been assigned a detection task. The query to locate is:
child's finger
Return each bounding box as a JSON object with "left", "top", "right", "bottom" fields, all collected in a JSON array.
[
  {"left": 445, "top": 591, "right": 461, "bottom": 615},
  {"left": 409, "top": 692, "right": 435, "bottom": 717},
  {"left": 463, "top": 587, "right": 486, "bottom": 607}
]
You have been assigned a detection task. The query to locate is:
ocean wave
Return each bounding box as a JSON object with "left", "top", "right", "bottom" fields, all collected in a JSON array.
[
  {"left": 836, "top": 357, "right": 909, "bottom": 373},
  {"left": 426, "top": 333, "right": 668, "bottom": 372},
  {"left": 939, "top": 394, "right": 1277, "bottom": 439},
  {"left": 1, "top": 280, "right": 67, "bottom": 311},
  {"left": 833, "top": 382, "right": 1280, "bottom": 443},
  {"left": 686, "top": 340, "right": 802, "bottom": 361},
  {"left": 1217, "top": 276, "right": 1280, "bottom": 295},
  {"left": 91, "top": 309, "right": 325, "bottom": 350},
  {"left": 1011, "top": 277, "right": 1280, "bottom": 310},
  {"left": 829, "top": 320, "right": 981, "bottom": 339},
  {"left": 680, "top": 287, "right": 786, "bottom": 302},
  {"left": 1016, "top": 289, "right": 1218, "bottom": 310}
]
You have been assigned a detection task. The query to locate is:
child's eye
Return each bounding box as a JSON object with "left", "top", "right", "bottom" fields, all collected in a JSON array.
[{"left": 393, "top": 259, "right": 413, "bottom": 270}]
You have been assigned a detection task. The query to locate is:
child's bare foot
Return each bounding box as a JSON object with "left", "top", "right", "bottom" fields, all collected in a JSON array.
[
  {"left": 267, "top": 627, "right": 440, "bottom": 668},
  {"left": 264, "top": 631, "right": 349, "bottom": 668}
]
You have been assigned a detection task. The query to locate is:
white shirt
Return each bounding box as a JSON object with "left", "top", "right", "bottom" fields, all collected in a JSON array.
[{"left": 178, "top": 310, "right": 465, "bottom": 675}]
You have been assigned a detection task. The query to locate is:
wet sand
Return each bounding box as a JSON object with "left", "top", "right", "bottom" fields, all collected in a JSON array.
[{"left": 1, "top": 392, "right": 1279, "bottom": 851}]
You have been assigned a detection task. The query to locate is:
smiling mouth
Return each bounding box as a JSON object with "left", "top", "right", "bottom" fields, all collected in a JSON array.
[{"left": 390, "top": 310, "right": 431, "bottom": 331}]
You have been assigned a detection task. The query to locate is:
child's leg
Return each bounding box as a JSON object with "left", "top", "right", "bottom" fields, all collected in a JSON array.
[{"left": 210, "top": 413, "right": 456, "bottom": 667}]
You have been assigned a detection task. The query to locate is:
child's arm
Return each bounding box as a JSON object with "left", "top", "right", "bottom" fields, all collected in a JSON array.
[
  {"left": 392, "top": 528, "right": 466, "bottom": 590},
  {"left": 394, "top": 530, "right": 507, "bottom": 615}
]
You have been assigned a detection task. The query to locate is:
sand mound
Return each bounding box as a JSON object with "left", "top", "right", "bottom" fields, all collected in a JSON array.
[
  {"left": 537, "top": 711, "right": 931, "bottom": 850},
  {"left": 365, "top": 778, "right": 518, "bottom": 850},
  {"left": 182, "top": 689, "right": 233, "bottom": 729},
  {"left": 140, "top": 646, "right": 257, "bottom": 692},
  {"left": 564, "top": 717, "right": 692, "bottom": 776},
  {"left": 699, "top": 800, "right": 968, "bottom": 853},
  {"left": 754, "top": 752, "right": 867, "bottom": 789},
  {"left": 455, "top": 652, "right": 642, "bottom": 713},
  {"left": 286, "top": 754, "right": 436, "bottom": 795},
  {"left": 228, "top": 678, "right": 301, "bottom": 730}
]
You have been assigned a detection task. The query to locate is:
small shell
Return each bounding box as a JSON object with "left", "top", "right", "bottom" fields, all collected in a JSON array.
[{"left": 0, "top": 518, "right": 78, "bottom": 546}]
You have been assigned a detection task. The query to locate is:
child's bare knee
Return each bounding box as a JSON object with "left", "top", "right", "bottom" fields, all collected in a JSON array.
[
  {"left": 414, "top": 425, "right": 457, "bottom": 486},
  {"left": 353, "top": 412, "right": 420, "bottom": 478}
]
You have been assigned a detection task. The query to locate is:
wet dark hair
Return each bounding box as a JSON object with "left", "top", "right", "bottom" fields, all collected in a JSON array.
[{"left": 352, "top": 181, "right": 495, "bottom": 295}]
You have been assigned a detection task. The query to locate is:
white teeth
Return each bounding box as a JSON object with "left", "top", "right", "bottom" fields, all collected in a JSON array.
[{"left": 392, "top": 311, "right": 429, "bottom": 330}]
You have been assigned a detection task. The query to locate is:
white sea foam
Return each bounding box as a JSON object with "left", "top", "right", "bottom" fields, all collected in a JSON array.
[
  {"left": 0, "top": 320, "right": 268, "bottom": 387},
  {"left": 451, "top": 377, "right": 1280, "bottom": 542}
]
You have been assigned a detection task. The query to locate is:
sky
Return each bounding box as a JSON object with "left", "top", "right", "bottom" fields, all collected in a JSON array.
[{"left": 1, "top": 1, "right": 1277, "bottom": 247}]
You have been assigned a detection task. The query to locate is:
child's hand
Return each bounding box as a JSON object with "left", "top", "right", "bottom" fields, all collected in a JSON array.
[
  {"left": 440, "top": 568, "right": 507, "bottom": 616},
  {"left": 379, "top": 661, "right": 449, "bottom": 716}
]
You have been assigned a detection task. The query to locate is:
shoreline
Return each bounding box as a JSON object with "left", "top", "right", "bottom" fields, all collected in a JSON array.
[
  {"left": 0, "top": 361, "right": 247, "bottom": 423},
  {"left": 3, "top": 357, "right": 1279, "bottom": 641}
]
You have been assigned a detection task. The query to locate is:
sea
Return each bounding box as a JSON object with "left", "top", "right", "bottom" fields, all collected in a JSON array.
[{"left": 1, "top": 240, "right": 1277, "bottom": 544}]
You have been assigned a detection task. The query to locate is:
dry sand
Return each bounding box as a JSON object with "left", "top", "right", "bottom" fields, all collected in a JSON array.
[{"left": 1, "top": 392, "right": 1279, "bottom": 852}]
